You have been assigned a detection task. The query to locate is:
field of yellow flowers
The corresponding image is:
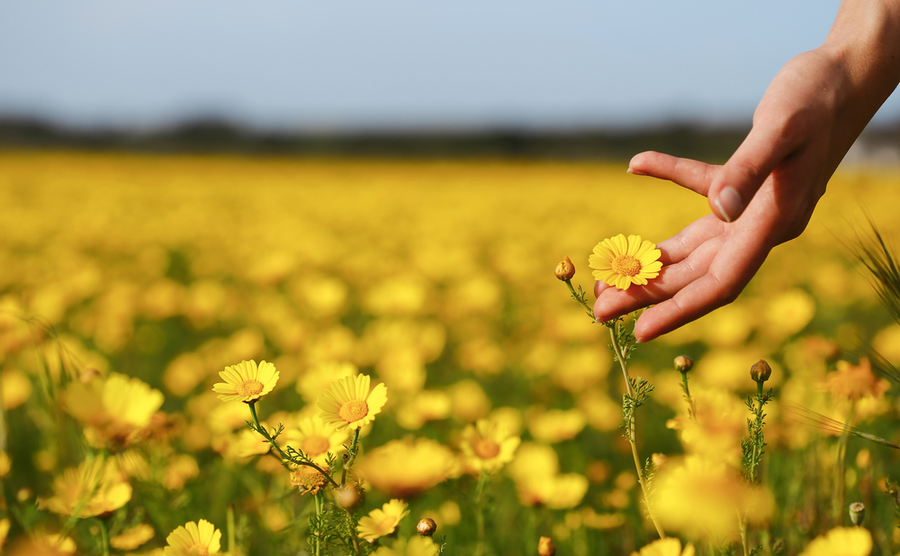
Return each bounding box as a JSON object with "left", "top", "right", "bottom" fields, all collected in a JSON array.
[{"left": 1, "top": 151, "right": 900, "bottom": 555}]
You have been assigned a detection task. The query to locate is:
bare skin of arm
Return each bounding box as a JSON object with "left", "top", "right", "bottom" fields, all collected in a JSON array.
[{"left": 593, "top": 0, "right": 900, "bottom": 342}]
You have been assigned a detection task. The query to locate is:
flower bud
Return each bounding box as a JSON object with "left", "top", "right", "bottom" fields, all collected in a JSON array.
[
  {"left": 554, "top": 257, "right": 575, "bottom": 281},
  {"left": 849, "top": 502, "right": 865, "bottom": 526},
  {"left": 750, "top": 359, "right": 772, "bottom": 383},
  {"left": 538, "top": 536, "right": 556, "bottom": 556},
  {"left": 416, "top": 518, "right": 437, "bottom": 536},
  {"left": 334, "top": 485, "right": 362, "bottom": 510},
  {"left": 674, "top": 355, "right": 693, "bottom": 374}
]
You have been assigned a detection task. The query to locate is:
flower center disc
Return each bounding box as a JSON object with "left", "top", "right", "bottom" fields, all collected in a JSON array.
[
  {"left": 236, "top": 379, "right": 265, "bottom": 398},
  {"left": 339, "top": 399, "right": 369, "bottom": 423},
  {"left": 611, "top": 255, "right": 642, "bottom": 277},
  {"left": 301, "top": 435, "right": 331, "bottom": 456},
  {"left": 189, "top": 544, "right": 210, "bottom": 556},
  {"left": 473, "top": 438, "right": 501, "bottom": 460}
]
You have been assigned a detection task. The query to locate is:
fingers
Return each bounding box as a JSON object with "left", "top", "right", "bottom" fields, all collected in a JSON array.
[
  {"left": 628, "top": 151, "right": 720, "bottom": 197},
  {"left": 708, "top": 118, "right": 801, "bottom": 223}
]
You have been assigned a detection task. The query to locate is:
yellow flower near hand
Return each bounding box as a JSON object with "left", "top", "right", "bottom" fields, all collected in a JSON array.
[
  {"left": 164, "top": 519, "right": 221, "bottom": 556},
  {"left": 357, "top": 499, "right": 410, "bottom": 541},
  {"left": 213, "top": 360, "right": 279, "bottom": 403},
  {"left": 317, "top": 374, "right": 387, "bottom": 430},
  {"left": 589, "top": 234, "right": 662, "bottom": 290}
]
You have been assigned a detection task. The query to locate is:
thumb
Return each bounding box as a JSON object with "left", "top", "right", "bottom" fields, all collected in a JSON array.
[{"left": 708, "top": 123, "right": 796, "bottom": 222}]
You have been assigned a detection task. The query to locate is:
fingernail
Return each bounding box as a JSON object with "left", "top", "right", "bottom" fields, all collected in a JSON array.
[
  {"left": 626, "top": 167, "right": 646, "bottom": 176},
  {"left": 714, "top": 187, "right": 743, "bottom": 223}
]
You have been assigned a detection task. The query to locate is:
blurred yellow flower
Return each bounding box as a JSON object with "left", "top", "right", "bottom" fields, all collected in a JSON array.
[
  {"left": 633, "top": 538, "right": 695, "bottom": 556},
  {"left": 7, "top": 532, "right": 77, "bottom": 556},
  {"left": 589, "top": 234, "right": 662, "bottom": 290},
  {"left": 213, "top": 360, "right": 279, "bottom": 403},
  {"left": 459, "top": 418, "right": 520, "bottom": 474},
  {"left": 1, "top": 368, "right": 32, "bottom": 409},
  {"left": 63, "top": 372, "right": 164, "bottom": 449},
  {"left": 676, "top": 387, "right": 747, "bottom": 465},
  {"left": 357, "top": 499, "right": 410, "bottom": 541},
  {"left": 110, "top": 523, "right": 155, "bottom": 550},
  {"left": 295, "top": 361, "right": 357, "bottom": 405},
  {"left": 527, "top": 408, "right": 586, "bottom": 443},
  {"left": 163, "top": 454, "right": 201, "bottom": 490},
  {"left": 164, "top": 519, "right": 221, "bottom": 556},
  {"left": 653, "top": 455, "right": 773, "bottom": 539},
  {"left": 285, "top": 415, "right": 349, "bottom": 464},
  {"left": 821, "top": 358, "right": 889, "bottom": 402},
  {"left": 798, "top": 526, "right": 872, "bottom": 556},
  {"left": 39, "top": 457, "right": 132, "bottom": 518},
  {"left": 358, "top": 438, "right": 456, "bottom": 497},
  {"left": 372, "top": 536, "right": 440, "bottom": 556},
  {"left": 0, "top": 518, "right": 9, "bottom": 552},
  {"left": 318, "top": 374, "right": 387, "bottom": 430}
]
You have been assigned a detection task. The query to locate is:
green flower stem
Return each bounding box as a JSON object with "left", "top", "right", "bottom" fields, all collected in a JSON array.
[
  {"left": 474, "top": 472, "right": 489, "bottom": 556},
  {"left": 227, "top": 504, "right": 237, "bottom": 556},
  {"left": 314, "top": 493, "right": 324, "bottom": 556},
  {"left": 98, "top": 518, "right": 110, "bottom": 556},
  {"left": 680, "top": 373, "right": 695, "bottom": 419},
  {"left": 608, "top": 323, "right": 666, "bottom": 540},
  {"left": 564, "top": 279, "right": 596, "bottom": 319},
  {"left": 833, "top": 402, "right": 857, "bottom": 526},
  {"left": 341, "top": 428, "right": 362, "bottom": 487},
  {"left": 247, "top": 402, "right": 339, "bottom": 489},
  {"left": 749, "top": 382, "right": 765, "bottom": 484}
]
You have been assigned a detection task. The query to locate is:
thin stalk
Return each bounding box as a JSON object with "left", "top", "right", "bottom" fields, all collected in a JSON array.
[
  {"left": 833, "top": 402, "right": 856, "bottom": 526},
  {"left": 341, "top": 428, "right": 362, "bottom": 486},
  {"left": 314, "top": 493, "right": 324, "bottom": 556},
  {"left": 680, "top": 372, "right": 695, "bottom": 419},
  {"left": 227, "top": 504, "right": 237, "bottom": 556},
  {"left": 474, "top": 472, "right": 489, "bottom": 556},
  {"left": 749, "top": 382, "right": 765, "bottom": 484},
  {"left": 98, "top": 518, "right": 110, "bottom": 556},
  {"left": 738, "top": 511, "right": 748, "bottom": 556},
  {"left": 608, "top": 324, "right": 665, "bottom": 539},
  {"left": 247, "top": 402, "right": 339, "bottom": 488}
]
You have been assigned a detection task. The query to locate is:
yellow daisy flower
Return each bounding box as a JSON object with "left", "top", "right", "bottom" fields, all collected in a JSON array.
[
  {"left": 317, "top": 374, "right": 388, "bottom": 430},
  {"left": 357, "top": 499, "right": 410, "bottom": 541},
  {"left": 373, "top": 536, "right": 440, "bottom": 556},
  {"left": 459, "top": 418, "right": 520, "bottom": 474},
  {"left": 633, "top": 538, "right": 696, "bottom": 556},
  {"left": 38, "top": 457, "right": 132, "bottom": 518},
  {"left": 357, "top": 438, "right": 457, "bottom": 497},
  {"left": 285, "top": 415, "right": 350, "bottom": 464},
  {"left": 799, "top": 526, "right": 872, "bottom": 556},
  {"left": 164, "top": 519, "right": 222, "bottom": 556},
  {"left": 110, "top": 523, "right": 155, "bottom": 551},
  {"left": 589, "top": 234, "right": 663, "bottom": 290},
  {"left": 63, "top": 372, "right": 165, "bottom": 450},
  {"left": 213, "top": 360, "right": 279, "bottom": 403}
]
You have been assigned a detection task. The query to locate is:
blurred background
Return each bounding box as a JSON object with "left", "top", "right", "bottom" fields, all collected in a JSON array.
[{"left": 2, "top": 0, "right": 899, "bottom": 162}]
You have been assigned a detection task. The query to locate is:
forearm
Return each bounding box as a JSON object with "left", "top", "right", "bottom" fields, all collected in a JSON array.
[{"left": 820, "top": 0, "right": 900, "bottom": 144}]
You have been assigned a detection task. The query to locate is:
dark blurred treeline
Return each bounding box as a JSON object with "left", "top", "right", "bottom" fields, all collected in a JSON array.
[
  {"left": 1, "top": 115, "right": 899, "bottom": 163},
  {"left": 0, "top": 116, "right": 753, "bottom": 162}
]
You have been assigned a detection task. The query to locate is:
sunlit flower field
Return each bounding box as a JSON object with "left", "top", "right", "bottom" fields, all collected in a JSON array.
[{"left": 1, "top": 151, "right": 900, "bottom": 555}]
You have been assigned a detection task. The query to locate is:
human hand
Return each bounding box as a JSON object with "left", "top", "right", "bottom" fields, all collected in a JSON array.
[{"left": 593, "top": 47, "right": 867, "bottom": 342}]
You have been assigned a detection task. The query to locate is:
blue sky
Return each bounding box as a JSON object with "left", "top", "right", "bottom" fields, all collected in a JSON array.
[{"left": 5, "top": 0, "right": 896, "bottom": 131}]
